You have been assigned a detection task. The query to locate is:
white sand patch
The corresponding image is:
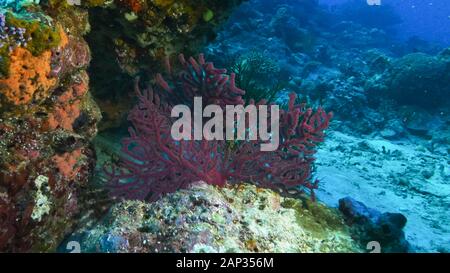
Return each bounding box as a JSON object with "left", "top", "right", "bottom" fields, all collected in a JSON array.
[{"left": 315, "top": 131, "right": 450, "bottom": 252}]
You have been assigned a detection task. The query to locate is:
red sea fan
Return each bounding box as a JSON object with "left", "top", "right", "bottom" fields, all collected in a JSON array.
[
  {"left": 105, "top": 81, "right": 227, "bottom": 201},
  {"left": 154, "top": 53, "right": 245, "bottom": 107},
  {"left": 264, "top": 93, "right": 332, "bottom": 200},
  {"left": 224, "top": 93, "right": 332, "bottom": 201},
  {"left": 105, "top": 54, "right": 332, "bottom": 202}
]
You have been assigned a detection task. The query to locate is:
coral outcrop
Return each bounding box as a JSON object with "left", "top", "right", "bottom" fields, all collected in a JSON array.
[
  {"left": 63, "top": 182, "right": 363, "bottom": 253},
  {"left": 0, "top": 4, "right": 99, "bottom": 252},
  {"left": 83, "top": 0, "right": 247, "bottom": 130},
  {"left": 0, "top": 0, "right": 248, "bottom": 252},
  {"left": 375, "top": 52, "right": 450, "bottom": 109}
]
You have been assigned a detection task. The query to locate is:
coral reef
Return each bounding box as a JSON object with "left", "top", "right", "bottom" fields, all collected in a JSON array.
[
  {"left": 63, "top": 182, "right": 363, "bottom": 253},
  {"left": 105, "top": 54, "right": 331, "bottom": 202},
  {"left": 0, "top": 3, "right": 99, "bottom": 252},
  {"left": 153, "top": 54, "right": 245, "bottom": 107},
  {"left": 0, "top": 0, "right": 247, "bottom": 252},
  {"left": 368, "top": 52, "right": 450, "bottom": 109},
  {"left": 269, "top": 5, "right": 315, "bottom": 52},
  {"left": 0, "top": 47, "right": 56, "bottom": 105},
  {"left": 0, "top": 13, "right": 28, "bottom": 53},
  {"left": 84, "top": 0, "right": 246, "bottom": 130},
  {"left": 223, "top": 50, "right": 286, "bottom": 103},
  {"left": 205, "top": 0, "right": 450, "bottom": 253},
  {"left": 0, "top": 10, "right": 61, "bottom": 77},
  {"left": 0, "top": 116, "right": 97, "bottom": 251},
  {"left": 1, "top": 0, "right": 447, "bottom": 254}
]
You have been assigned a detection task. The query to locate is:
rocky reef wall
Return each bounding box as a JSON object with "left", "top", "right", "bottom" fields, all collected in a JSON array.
[{"left": 0, "top": 0, "right": 244, "bottom": 252}]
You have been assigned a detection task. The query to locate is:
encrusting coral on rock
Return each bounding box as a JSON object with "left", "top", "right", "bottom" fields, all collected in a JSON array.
[
  {"left": 0, "top": 0, "right": 250, "bottom": 253},
  {"left": 85, "top": 0, "right": 248, "bottom": 130},
  {"left": 64, "top": 182, "right": 364, "bottom": 253},
  {"left": 0, "top": 3, "right": 98, "bottom": 252}
]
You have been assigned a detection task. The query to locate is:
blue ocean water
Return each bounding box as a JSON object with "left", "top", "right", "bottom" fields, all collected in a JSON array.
[{"left": 320, "top": 0, "right": 450, "bottom": 45}]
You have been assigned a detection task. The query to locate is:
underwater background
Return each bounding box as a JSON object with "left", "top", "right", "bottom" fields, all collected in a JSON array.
[
  {"left": 323, "top": 0, "right": 450, "bottom": 45},
  {"left": 0, "top": 0, "right": 449, "bottom": 253}
]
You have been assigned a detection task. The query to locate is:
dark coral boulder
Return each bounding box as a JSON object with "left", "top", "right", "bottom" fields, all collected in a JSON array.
[
  {"left": 339, "top": 197, "right": 410, "bottom": 253},
  {"left": 384, "top": 52, "right": 450, "bottom": 109}
]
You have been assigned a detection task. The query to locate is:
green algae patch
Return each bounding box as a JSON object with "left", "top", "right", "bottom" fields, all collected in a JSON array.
[
  {"left": 203, "top": 9, "right": 214, "bottom": 22},
  {"left": 281, "top": 197, "right": 347, "bottom": 239},
  {"left": 6, "top": 13, "right": 61, "bottom": 55},
  {"left": 153, "top": 0, "right": 176, "bottom": 8},
  {"left": 0, "top": 48, "right": 11, "bottom": 78},
  {"left": 85, "top": 0, "right": 108, "bottom": 7},
  {"left": 46, "top": 0, "right": 108, "bottom": 9},
  {"left": 0, "top": 12, "right": 61, "bottom": 77}
]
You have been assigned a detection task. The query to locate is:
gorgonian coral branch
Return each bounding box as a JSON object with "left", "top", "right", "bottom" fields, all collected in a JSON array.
[
  {"left": 106, "top": 54, "right": 332, "bottom": 202},
  {"left": 228, "top": 93, "right": 332, "bottom": 200},
  {"left": 105, "top": 80, "right": 226, "bottom": 201},
  {"left": 154, "top": 53, "right": 245, "bottom": 107}
]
